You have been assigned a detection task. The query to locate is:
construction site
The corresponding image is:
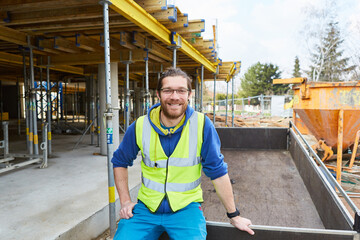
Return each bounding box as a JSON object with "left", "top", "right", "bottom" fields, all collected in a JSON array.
[{"left": 0, "top": 1, "right": 360, "bottom": 240}]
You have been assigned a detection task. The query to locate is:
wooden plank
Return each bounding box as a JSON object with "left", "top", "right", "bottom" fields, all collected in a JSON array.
[
  {"left": 149, "top": 7, "right": 176, "bottom": 22},
  {"left": 0, "top": 25, "right": 30, "bottom": 46},
  {"left": 172, "top": 20, "right": 205, "bottom": 34},
  {"left": 0, "top": 51, "right": 84, "bottom": 75},
  {"left": 40, "top": 37, "right": 82, "bottom": 54},
  {"left": 71, "top": 34, "right": 103, "bottom": 52},
  {"left": 164, "top": 15, "right": 189, "bottom": 29},
  {"left": 110, "top": 0, "right": 216, "bottom": 72},
  {"left": 135, "top": 0, "right": 167, "bottom": 13},
  {"left": 44, "top": 50, "right": 147, "bottom": 65},
  {"left": 3, "top": 5, "right": 105, "bottom": 25},
  {"left": 0, "top": 0, "right": 96, "bottom": 12},
  {"left": 111, "top": 31, "right": 136, "bottom": 50},
  {"left": 132, "top": 31, "right": 172, "bottom": 61}
]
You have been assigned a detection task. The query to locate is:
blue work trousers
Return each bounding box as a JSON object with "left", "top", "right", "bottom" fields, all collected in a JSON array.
[{"left": 114, "top": 201, "right": 207, "bottom": 240}]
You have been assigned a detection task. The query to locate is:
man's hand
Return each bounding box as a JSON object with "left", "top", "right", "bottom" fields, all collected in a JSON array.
[
  {"left": 120, "top": 201, "right": 136, "bottom": 219},
  {"left": 230, "top": 216, "right": 255, "bottom": 235}
]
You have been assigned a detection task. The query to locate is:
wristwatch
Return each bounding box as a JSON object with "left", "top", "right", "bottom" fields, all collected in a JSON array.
[{"left": 226, "top": 208, "right": 240, "bottom": 218}]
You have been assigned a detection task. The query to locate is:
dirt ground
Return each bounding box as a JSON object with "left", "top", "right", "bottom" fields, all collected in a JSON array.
[
  {"left": 206, "top": 113, "right": 290, "bottom": 128},
  {"left": 201, "top": 150, "right": 324, "bottom": 228}
]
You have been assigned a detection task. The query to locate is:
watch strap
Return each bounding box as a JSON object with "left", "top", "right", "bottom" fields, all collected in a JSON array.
[{"left": 226, "top": 208, "right": 240, "bottom": 218}]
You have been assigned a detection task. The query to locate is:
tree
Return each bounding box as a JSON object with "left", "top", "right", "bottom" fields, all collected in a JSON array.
[
  {"left": 216, "top": 93, "right": 227, "bottom": 101},
  {"left": 308, "top": 21, "right": 355, "bottom": 81},
  {"left": 293, "top": 56, "right": 301, "bottom": 77},
  {"left": 239, "top": 62, "right": 288, "bottom": 98}
]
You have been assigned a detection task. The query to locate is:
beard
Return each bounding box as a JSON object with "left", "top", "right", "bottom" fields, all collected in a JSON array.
[{"left": 160, "top": 99, "right": 188, "bottom": 120}]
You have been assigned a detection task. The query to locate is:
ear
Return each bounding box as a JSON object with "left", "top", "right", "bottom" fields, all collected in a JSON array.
[
  {"left": 187, "top": 90, "right": 192, "bottom": 100},
  {"left": 156, "top": 90, "right": 161, "bottom": 99}
]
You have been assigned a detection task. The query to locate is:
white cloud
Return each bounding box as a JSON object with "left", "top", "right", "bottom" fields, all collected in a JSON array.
[{"left": 175, "top": 0, "right": 359, "bottom": 86}]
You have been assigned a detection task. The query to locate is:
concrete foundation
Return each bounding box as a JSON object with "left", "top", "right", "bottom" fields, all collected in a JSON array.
[{"left": 0, "top": 133, "right": 141, "bottom": 240}]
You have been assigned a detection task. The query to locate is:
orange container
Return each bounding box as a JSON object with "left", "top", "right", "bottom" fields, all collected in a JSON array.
[{"left": 275, "top": 78, "right": 360, "bottom": 151}]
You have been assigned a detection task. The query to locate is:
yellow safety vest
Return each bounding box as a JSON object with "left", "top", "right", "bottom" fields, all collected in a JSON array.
[{"left": 135, "top": 111, "right": 205, "bottom": 212}]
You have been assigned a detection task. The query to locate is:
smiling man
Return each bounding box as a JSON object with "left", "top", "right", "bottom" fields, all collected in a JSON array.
[{"left": 111, "top": 67, "right": 254, "bottom": 239}]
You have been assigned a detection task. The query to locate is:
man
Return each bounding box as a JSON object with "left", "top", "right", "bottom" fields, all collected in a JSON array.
[{"left": 111, "top": 68, "right": 254, "bottom": 239}]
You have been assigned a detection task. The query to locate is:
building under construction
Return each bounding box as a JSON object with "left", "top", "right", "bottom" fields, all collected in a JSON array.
[{"left": 0, "top": 1, "right": 360, "bottom": 240}]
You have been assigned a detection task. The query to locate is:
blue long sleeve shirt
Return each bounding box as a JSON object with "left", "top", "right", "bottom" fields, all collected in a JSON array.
[{"left": 112, "top": 103, "right": 227, "bottom": 212}]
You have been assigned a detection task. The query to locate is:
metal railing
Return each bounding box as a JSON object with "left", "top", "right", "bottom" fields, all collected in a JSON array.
[{"left": 290, "top": 121, "right": 360, "bottom": 231}]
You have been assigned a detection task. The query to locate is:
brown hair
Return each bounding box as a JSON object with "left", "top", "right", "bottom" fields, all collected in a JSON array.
[{"left": 156, "top": 67, "right": 192, "bottom": 93}]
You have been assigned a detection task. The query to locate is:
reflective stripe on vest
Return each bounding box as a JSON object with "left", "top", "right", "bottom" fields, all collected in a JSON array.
[
  {"left": 142, "top": 174, "right": 202, "bottom": 194},
  {"left": 141, "top": 112, "right": 201, "bottom": 193},
  {"left": 141, "top": 112, "right": 200, "bottom": 169}
]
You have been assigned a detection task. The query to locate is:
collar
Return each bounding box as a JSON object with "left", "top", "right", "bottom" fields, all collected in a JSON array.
[{"left": 149, "top": 105, "right": 185, "bottom": 135}]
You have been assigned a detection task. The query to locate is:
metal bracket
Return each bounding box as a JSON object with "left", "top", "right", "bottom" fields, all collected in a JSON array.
[
  {"left": 119, "top": 32, "right": 126, "bottom": 45},
  {"left": 103, "top": 112, "right": 113, "bottom": 117},
  {"left": 169, "top": 32, "right": 182, "bottom": 48},
  {"left": 300, "top": 81, "right": 310, "bottom": 99},
  {"left": 36, "top": 37, "right": 44, "bottom": 50},
  {"left": 144, "top": 38, "right": 152, "bottom": 51},
  {"left": 131, "top": 31, "right": 137, "bottom": 44},
  {"left": 75, "top": 33, "right": 81, "bottom": 47},
  {"left": 53, "top": 36, "right": 59, "bottom": 49},
  {"left": 103, "top": 106, "right": 120, "bottom": 118},
  {"left": 100, "top": 33, "right": 104, "bottom": 47},
  {"left": 120, "top": 51, "right": 134, "bottom": 64},
  {"left": 143, "top": 49, "right": 149, "bottom": 61},
  {"left": 99, "top": 0, "right": 112, "bottom": 6},
  {"left": 40, "top": 142, "right": 46, "bottom": 151}
]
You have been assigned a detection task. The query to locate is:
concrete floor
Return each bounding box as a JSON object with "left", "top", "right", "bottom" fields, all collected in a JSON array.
[{"left": 0, "top": 132, "right": 141, "bottom": 240}]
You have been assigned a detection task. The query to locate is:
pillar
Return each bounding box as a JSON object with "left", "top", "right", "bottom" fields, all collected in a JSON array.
[{"left": 99, "top": 62, "right": 120, "bottom": 155}]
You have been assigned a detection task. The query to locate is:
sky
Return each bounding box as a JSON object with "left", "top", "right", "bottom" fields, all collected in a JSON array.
[{"left": 175, "top": 0, "right": 360, "bottom": 93}]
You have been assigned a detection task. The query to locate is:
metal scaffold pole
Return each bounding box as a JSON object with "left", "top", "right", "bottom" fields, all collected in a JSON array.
[
  {"left": 40, "top": 65, "right": 44, "bottom": 134},
  {"left": 125, "top": 62, "right": 130, "bottom": 130},
  {"left": 60, "top": 81, "right": 64, "bottom": 120},
  {"left": 101, "top": 0, "right": 116, "bottom": 237},
  {"left": 2, "top": 121, "right": 9, "bottom": 156},
  {"left": 22, "top": 51, "right": 28, "bottom": 140},
  {"left": 195, "top": 76, "right": 199, "bottom": 111},
  {"left": 213, "top": 72, "right": 217, "bottom": 125},
  {"left": 122, "top": 81, "right": 126, "bottom": 128},
  {"left": 172, "top": 48, "right": 177, "bottom": 68},
  {"left": 72, "top": 91, "right": 75, "bottom": 122},
  {"left": 23, "top": 50, "right": 32, "bottom": 154},
  {"left": 75, "top": 83, "right": 80, "bottom": 122},
  {"left": 0, "top": 81, "right": 2, "bottom": 122},
  {"left": 232, "top": 77, "right": 235, "bottom": 127},
  {"left": 17, "top": 78, "right": 21, "bottom": 135},
  {"left": 200, "top": 65, "right": 204, "bottom": 113},
  {"left": 28, "top": 36, "right": 39, "bottom": 155},
  {"left": 46, "top": 56, "right": 52, "bottom": 156},
  {"left": 96, "top": 76, "right": 100, "bottom": 147},
  {"left": 85, "top": 77, "right": 89, "bottom": 129},
  {"left": 90, "top": 75, "right": 95, "bottom": 145},
  {"left": 225, "top": 80, "right": 229, "bottom": 127},
  {"left": 64, "top": 79, "right": 67, "bottom": 122},
  {"left": 144, "top": 51, "right": 150, "bottom": 114}
]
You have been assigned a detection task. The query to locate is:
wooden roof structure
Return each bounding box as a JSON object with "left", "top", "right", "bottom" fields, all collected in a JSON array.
[{"left": 0, "top": 0, "right": 241, "bottom": 88}]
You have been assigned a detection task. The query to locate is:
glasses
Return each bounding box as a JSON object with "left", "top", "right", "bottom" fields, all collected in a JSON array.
[{"left": 160, "top": 88, "right": 189, "bottom": 95}]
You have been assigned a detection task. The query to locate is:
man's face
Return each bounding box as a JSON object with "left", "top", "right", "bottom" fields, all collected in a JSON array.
[{"left": 157, "top": 76, "right": 192, "bottom": 120}]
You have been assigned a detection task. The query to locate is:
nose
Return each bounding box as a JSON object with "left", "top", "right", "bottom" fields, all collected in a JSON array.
[{"left": 169, "top": 90, "right": 181, "bottom": 98}]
